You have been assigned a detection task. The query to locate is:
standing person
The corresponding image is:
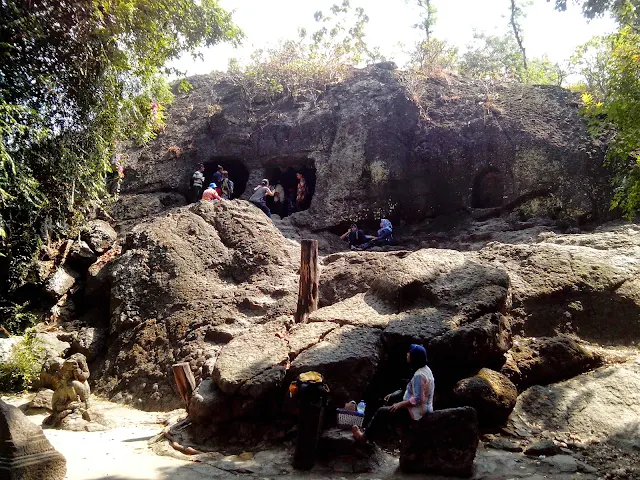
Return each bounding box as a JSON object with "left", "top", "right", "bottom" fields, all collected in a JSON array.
[
  {"left": 202, "top": 183, "right": 222, "bottom": 201},
  {"left": 212, "top": 165, "right": 224, "bottom": 186},
  {"left": 358, "top": 219, "right": 394, "bottom": 250},
  {"left": 295, "top": 172, "right": 308, "bottom": 212},
  {"left": 340, "top": 223, "right": 367, "bottom": 250},
  {"left": 221, "top": 171, "right": 234, "bottom": 200},
  {"left": 352, "top": 344, "right": 434, "bottom": 444},
  {"left": 191, "top": 164, "right": 205, "bottom": 202},
  {"left": 249, "top": 179, "right": 275, "bottom": 217},
  {"left": 273, "top": 183, "right": 286, "bottom": 217}
]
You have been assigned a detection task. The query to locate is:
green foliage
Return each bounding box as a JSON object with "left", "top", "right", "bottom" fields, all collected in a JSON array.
[
  {"left": 178, "top": 79, "right": 194, "bottom": 94},
  {"left": 578, "top": 27, "right": 640, "bottom": 216},
  {"left": 0, "top": 331, "right": 44, "bottom": 392},
  {"left": 404, "top": 0, "right": 458, "bottom": 72},
  {"left": 227, "top": 1, "right": 382, "bottom": 108},
  {"left": 551, "top": 0, "right": 640, "bottom": 25},
  {"left": 0, "top": 302, "right": 40, "bottom": 335},
  {"left": 459, "top": 32, "right": 565, "bottom": 85},
  {"left": 0, "top": 0, "right": 241, "bottom": 322}
]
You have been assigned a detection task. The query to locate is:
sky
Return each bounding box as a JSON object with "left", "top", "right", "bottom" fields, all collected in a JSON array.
[{"left": 170, "top": 0, "right": 617, "bottom": 76}]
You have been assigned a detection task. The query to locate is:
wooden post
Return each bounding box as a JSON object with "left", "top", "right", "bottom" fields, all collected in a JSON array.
[
  {"left": 295, "top": 239, "right": 319, "bottom": 323},
  {"left": 172, "top": 362, "right": 196, "bottom": 408}
]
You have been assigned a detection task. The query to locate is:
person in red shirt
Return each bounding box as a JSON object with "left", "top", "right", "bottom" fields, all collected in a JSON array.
[{"left": 202, "top": 183, "right": 222, "bottom": 201}]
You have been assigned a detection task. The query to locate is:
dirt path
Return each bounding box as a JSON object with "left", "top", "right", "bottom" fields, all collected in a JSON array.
[{"left": 1, "top": 394, "right": 603, "bottom": 480}]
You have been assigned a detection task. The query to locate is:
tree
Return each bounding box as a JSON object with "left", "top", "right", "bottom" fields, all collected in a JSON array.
[
  {"left": 509, "top": 0, "right": 529, "bottom": 72},
  {"left": 404, "top": 0, "right": 458, "bottom": 71},
  {"left": 550, "top": 0, "right": 640, "bottom": 25},
  {"left": 578, "top": 28, "right": 640, "bottom": 216},
  {"left": 0, "top": 0, "right": 242, "bottom": 330},
  {"left": 555, "top": 0, "right": 640, "bottom": 216},
  {"left": 459, "top": 32, "right": 525, "bottom": 81},
  {"left": 228, "top": 2, "right": 382, "bottom": 109}
]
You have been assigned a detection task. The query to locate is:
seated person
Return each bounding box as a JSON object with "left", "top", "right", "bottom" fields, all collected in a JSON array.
[
  {"left": 353, "top": 344, "right": 434, "bottom": 443},
  {"left": 340, "top": 223, "right": 367, "bottom": 249},
  {"left": 357, "top": 219, "right": 393, "bottom": 249},
  {"left": 202, "top": 183, "right": 223, "bottom": 201}
]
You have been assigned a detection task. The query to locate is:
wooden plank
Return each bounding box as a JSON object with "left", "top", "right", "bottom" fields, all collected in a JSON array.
[
  {"left": 294, "top": 239, "right": 319, "bottom": 323},
  {"left": 172, "top": 362, "right": 196, "bottom": 408}
]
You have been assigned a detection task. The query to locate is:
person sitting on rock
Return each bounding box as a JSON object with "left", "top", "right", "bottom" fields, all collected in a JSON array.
[
  {"left": 353, "top": 344, "right": 434, "bottom": 444},
  {"left": 202, "top": 183, "right": 223, "bottom": 201},
  {"left": 357, "top": 219, "right": 394, "bottom": 250},
  {"left": 340, "top": 223, "right": 367, "bottom": 250},
  {"left": 249, "top": 179, "right": 275, "bottom": 217}
]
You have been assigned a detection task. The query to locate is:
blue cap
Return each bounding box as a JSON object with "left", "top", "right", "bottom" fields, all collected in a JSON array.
[
  {"left": 209, "top": 183, "right": 217, "bottom": 188},
  {"left": 410, "top": 344, "right": 427, "bottom": 361}
]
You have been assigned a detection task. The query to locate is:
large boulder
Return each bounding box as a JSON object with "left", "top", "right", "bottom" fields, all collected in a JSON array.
[
  {"left": 81, "top": 219, "right": 117, "bottom": 254},
  {"left": 314, "top": 249, "right": 512, "bottom": 383},
  {"left": 70, "top": 327, "right": 107, "bottom": 362},
  {"left": 0, "top": 400, "right": 66, "bottom": 480},
  {"left": 212, "top": 322, "right": 290, "bottom": 396},
  {"left": 67, "top": 240, "right": 98, "bottom": 269},
  {"left": 44, "top": 265, "right": 79, "bottom": 297},
  {"left": 93, "top": 201, "right": 300, "bottom": 410},
  {"left": 500, "top": 336, "right": 603, "bottom": 390},
  {"left": 476, "top": 234, "right": 640, "bottom": 344},
  {"left": 188, "top": 378, "right": 232, "bottom": 424},
  {"left": 400, "top": 406, "right": 480, "bottom": 477},
  {"left": 453, "top": 368, "right": 518, "bottom": 429},
  {"left": 509, "top": 363, "right": 640, "bottom": 445},
  {"left": 287, "top": 326, "right": 383, "bottom": 407}
]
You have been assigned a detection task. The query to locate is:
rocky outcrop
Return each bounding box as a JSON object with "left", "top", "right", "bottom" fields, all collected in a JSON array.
[
  {"left": 400, "top": 406, "right": 480, "bottom": 476},
  {"left": 500, "top": 336, "right": 603, "bottom": 390},
  {"left": 453, "top": 368, "right": 518, "bottom": 429},
  {"left": 81, "top": 220, "right": 117, "bottom": 254},
  {"left": 93, "top": 201, "right": 300, "bottom": 410},
  {"left": 509, "top": 362, "right": 640, "bottom": 446},
  {"left": 476, "top": 225, "right": 640, "bottom": 344},
  {"left": 0, "top": 400, "right": 66, "bottom": 480},
  {"left": 119, "top": 68, "right": 609, "bottom": 232}
]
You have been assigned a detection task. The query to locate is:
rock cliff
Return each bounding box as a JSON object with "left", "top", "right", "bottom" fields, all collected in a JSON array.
[{"left": 118, "top": 66, "right": 609, "bottom": 232}]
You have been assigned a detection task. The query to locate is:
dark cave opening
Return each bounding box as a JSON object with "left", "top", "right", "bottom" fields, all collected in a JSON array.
[
  {"left": 204, "top": 157, "right": 249, "bottom": 199},
  {"left": 472, "top": 168, "right": 505, "bottom": 209},
  {"left": 263, "top": 163, "right": 316, "bottom": 218}
]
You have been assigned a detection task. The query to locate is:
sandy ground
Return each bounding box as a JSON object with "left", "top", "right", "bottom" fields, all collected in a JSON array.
[{"left": 2, "top": 394, "right": 603, "bottom": 480}]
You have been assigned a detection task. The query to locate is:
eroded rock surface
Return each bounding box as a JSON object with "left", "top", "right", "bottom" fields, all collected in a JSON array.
[
  {"left": 120, "top": 68, "right": 609, "bottom": 232},
  {"left": 94, "top": 201, "right": 300, "bottom": 410}
]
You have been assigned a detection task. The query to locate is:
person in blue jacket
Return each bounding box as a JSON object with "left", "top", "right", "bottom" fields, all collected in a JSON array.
[{"left": 357, "top": 219, "right": 393, "bottom": 250}]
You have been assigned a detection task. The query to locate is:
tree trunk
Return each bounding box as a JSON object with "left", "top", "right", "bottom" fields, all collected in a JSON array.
[
  {"left": 294, "top": 239, "right": 319, "bottom": 323},
  {"left": 172, "top": 362, "right": 196, "bottom": 408}
]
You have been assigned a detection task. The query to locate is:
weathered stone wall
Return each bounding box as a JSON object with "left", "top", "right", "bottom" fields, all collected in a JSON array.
[{"left": 119, "top": 67, "right": 609, "bottom": 232}]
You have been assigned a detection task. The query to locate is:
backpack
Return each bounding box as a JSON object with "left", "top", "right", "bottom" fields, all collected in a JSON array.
[{"left": 222, "top": 178, "right": 234, "bottom": 197}]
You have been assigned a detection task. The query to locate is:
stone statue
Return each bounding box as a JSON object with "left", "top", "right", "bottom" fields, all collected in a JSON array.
[{"left": 45, "top": 353, "right": 92, "bottom": 428}]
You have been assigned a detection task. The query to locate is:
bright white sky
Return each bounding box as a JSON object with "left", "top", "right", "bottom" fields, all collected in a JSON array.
[{"left": 171, "top": 0, "right": 617, "bottom": 75}]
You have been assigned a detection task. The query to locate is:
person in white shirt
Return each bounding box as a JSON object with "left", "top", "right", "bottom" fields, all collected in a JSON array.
[
  {"left": 353, "top": 344, "right": 434, "bottom": 443},
  {"left": 191, "top": 164, "right": 205, "bottom": 202}
]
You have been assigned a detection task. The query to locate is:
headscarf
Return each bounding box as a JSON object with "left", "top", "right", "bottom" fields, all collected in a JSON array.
[
  {"left": 409, "top": 344, "right": 427, "bottom": 370},
  {"left": 380, "top": 219, "right": 392, "bottom": 231}
]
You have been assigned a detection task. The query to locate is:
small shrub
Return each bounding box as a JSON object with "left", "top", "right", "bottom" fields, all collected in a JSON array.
[
  {"left": 167, "top": 145, "right": 182, "bottom": 157},
  {"left": 0, "top": 331, "right": 44, "bottom": 392},
  {"left": 178, "top": 78, "right": 194, "bottom": 94},
  {"left": 207, "top": 104, "right": 223, "bottom": 117}
]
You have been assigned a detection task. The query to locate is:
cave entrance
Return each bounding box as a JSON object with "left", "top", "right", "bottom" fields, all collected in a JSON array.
[
  {"left": 204, "top": 157, "right": 249, "bottom": 198},
  {"left": 472, "top": 168, "right": 504, "bottom": 209},
  {"left": 263, "top": 160, "right": 316, "bottom": 218}
]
